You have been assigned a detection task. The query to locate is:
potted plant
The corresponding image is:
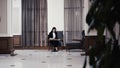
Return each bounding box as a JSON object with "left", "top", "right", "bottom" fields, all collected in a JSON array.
[{"left": 83, "top": 0, "right": 120, "bottom": 68}]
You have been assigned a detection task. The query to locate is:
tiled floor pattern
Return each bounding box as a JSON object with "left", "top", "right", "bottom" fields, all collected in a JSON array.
[{"left": 0, "top": 50, "right": 90, "bottom": 68}]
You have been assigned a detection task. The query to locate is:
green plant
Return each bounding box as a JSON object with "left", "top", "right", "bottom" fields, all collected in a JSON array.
[{"left": 83, "top": 0, "right": 120, "bottom": 68}]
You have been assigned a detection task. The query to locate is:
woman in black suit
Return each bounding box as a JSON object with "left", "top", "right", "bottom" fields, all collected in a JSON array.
[{"left": 48, "top": 27, "right": 59, "bottom": 52}]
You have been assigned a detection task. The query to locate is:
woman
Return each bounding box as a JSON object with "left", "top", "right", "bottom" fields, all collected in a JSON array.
[{"left": 48, "top": 27, "right": 59, "bottom": 52}]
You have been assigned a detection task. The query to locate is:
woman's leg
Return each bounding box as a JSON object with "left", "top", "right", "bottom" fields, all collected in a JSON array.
[
  {"left": 50, "top": 40, "right": 59, "bottom": 52},
  {"left": 54, "top": 41, "right": 59, "bottom": 51}
]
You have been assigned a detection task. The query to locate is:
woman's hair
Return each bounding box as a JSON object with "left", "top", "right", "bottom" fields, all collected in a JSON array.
[{"left": 51, "top": 27, "right": 56, "bottom": 32}]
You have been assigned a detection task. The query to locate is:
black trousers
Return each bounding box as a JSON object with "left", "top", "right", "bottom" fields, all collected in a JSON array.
[
  {"left": 49, "top": 40, "right": 59, "bottom": 47},
  {"left": 50, "top": 40, "right": 59, "bottom": 50}
]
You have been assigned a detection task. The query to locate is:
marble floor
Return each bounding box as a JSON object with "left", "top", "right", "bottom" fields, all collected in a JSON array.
[{"left": 0, "top": 50, "right": 90, "bottom": 68}]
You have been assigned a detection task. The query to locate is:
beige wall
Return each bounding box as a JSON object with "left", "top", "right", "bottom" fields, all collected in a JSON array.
[
  {"left": 0, "top": 0, "right": 21, "bottom": 37},
  {"left": 0, "top": 0, "right": 97, "bottom": 36},
  {"left": 0, "top": 0, "right": 7, "bottom": 34},
  {"left": 47, "top": 0, "right": 64, "bottom": 33},
  {"left": 12, "top": 0, "right": 22, "bottom": 35}
]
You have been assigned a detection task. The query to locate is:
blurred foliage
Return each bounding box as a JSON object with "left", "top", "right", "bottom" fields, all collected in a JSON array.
[{"left": 83, "top": 0, "right": 120, "bottom": 68}]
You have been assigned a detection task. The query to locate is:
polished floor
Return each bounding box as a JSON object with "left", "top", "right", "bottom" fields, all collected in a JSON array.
[{"left": 0, "top": 50, "right": 90, "bottom": 68}]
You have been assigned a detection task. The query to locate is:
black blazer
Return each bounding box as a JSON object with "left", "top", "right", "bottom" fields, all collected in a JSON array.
[{"left": 48, "top": 31, "right": 58, "bottom": 39}]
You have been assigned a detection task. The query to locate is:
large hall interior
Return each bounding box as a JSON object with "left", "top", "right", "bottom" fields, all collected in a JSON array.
[{"left": 0, "top": 0, "right": 120, "bottom": 68}]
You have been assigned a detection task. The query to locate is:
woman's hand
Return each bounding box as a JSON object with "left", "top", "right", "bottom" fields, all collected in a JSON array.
[{"left": 49, "top": 38, "right": 54, "bottom": 40}]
